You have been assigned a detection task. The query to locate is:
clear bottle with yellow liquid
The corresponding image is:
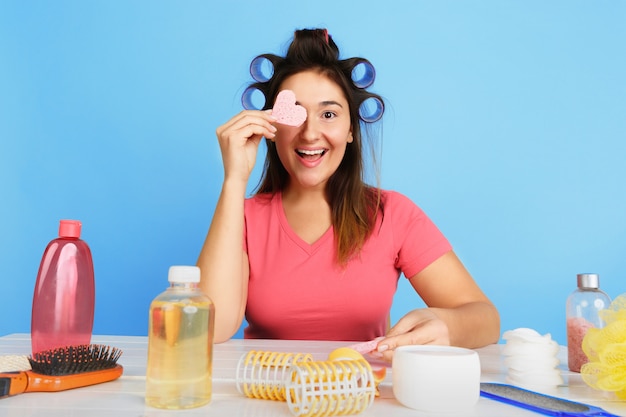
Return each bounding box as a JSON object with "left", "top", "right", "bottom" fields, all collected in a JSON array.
[{"left": 146, "top": 266, "right": 214, "bottom": 409}]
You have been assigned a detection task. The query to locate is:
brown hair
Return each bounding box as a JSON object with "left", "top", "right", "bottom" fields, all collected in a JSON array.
[{"left": 249, "top": 29, "right": 385, "bottom": 265}]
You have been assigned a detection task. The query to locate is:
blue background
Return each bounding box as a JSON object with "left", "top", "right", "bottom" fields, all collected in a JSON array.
[{"left": 1, "top": 1, "right": 624, "bottom": 345}]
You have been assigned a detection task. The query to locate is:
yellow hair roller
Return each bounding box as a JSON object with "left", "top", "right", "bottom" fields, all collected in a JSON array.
[
  {"left": 235, "top": 347, "right": 384, "bottom": 417},
  {"left": 285, "top": 357, "right": 375, "bottom": 417},
  {"left": 236, "top": 350, "right": 314, "bottom": 401}
]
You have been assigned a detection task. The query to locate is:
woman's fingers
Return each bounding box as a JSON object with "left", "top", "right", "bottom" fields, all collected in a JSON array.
[
  {"left": 217, "top": 110, "right": 276, "bottom": 141},
  {"left": 371, "top": 309, "right": 451, "bottom": 362}
]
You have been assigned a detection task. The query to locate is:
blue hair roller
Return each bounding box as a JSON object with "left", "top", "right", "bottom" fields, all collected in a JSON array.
[
  {"left": 249, "top": 56, "right": 274, "bottom": 82},
  {"left": 351, "top": 60, "right": 376, "bottom": 89},
  {"left": 241, "top": 86, "right": 265, "bottom": 110},
  {"left": 359, "top": 96, "right": 383, "bottom": 123}
]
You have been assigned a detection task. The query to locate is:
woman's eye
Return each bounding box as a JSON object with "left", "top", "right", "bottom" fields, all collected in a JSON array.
[{"left": 322, "top": 111, "right": 336, "bottom": 119}]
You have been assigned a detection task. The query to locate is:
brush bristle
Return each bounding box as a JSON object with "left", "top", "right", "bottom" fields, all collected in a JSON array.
[{"left": 29, "top": 344, "right": 122, "bottom": 376}]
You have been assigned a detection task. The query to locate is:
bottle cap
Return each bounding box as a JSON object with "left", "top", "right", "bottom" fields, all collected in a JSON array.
[
  {"left": 58, "top": 220, "right": 82, "bottom": 238},
  {"left": 168, "top": 266, "right": 201, "bottom": 283},
  {"left": 577, "top": 273, "right": 600, "bottom": 289}
]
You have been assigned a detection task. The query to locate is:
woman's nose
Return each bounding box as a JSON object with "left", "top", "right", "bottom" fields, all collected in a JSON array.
[{"left": 300, "top": 118, "right": 320, "bottom": 141}]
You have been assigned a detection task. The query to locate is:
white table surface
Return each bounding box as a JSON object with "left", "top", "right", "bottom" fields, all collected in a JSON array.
[{"left": 0, "top": 333, "right": 624, "bottom": 416}]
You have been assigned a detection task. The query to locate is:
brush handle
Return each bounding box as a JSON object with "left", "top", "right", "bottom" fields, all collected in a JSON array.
[
  {"left": 480, "top": 383, "right": 621, "bottom": 417},
  {"left": 0, "top": 365, "right": 123, "bottom": 398},
  {"left": 0, "top": 372, "right": 29, "bottom": 398}
]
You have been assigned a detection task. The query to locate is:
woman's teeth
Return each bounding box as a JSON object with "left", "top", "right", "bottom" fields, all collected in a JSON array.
[
  {"left": 297, "top": 149, "right": 325, "bottom": 156},
  {"left": 296, "top": 149, "right": 326, "bottom": 159}
]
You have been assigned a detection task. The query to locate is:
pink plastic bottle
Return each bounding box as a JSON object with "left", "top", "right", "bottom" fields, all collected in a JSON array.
[{"left": 31, "top": 220, "right": 95, "bottom": 354}]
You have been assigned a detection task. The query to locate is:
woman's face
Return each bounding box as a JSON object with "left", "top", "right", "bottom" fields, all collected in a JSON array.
[{"left": 272, "top": 70, "right": 353, "bottom": 193}]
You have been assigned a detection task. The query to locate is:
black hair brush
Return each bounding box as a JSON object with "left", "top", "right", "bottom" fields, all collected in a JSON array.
[{"left": 0, "top": 344, "right": 123, "bottom": 399}]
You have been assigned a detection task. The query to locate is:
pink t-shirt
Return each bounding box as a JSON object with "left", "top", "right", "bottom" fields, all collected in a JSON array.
[{"left": 243, "top": 190, "right": 452, "bottom": 341}]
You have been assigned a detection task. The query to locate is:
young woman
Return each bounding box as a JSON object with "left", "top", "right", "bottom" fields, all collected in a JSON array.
[{"left": 197, "top": 28, "right": 499, "bottom": 361}]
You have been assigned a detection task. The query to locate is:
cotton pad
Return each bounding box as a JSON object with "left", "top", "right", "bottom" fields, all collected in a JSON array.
[{"left": 502, "top": 328, "right": 563, "bottom": 388}]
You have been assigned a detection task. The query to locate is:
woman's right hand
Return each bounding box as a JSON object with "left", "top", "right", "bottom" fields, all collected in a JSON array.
[{"left": 216, "top": 110, "right": 277, "bottom": 183}]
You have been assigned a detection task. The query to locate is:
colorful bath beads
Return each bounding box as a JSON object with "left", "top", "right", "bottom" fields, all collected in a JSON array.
[{"left": 567, "top": 317, "right": 595, "bottom": 372}]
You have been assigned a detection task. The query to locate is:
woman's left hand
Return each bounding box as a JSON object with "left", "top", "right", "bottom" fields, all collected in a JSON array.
[{"left": 370, "top": 308, "right": 450, "bottom": 362}]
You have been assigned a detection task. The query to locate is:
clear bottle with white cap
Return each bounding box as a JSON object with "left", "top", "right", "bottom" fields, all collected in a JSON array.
[
  {"left": 566, "top": 273, "right": 611, "bottom": 372},
  {"left": 146, "top": 266, "right": 215, "bottom": 409}
]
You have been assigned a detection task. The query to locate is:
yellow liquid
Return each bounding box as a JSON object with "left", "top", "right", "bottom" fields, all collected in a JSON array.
[{"left": 146, "top": 297, "right": 214, "bottom": 409}]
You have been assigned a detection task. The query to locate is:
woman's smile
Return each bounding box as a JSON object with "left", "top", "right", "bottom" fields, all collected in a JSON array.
[{"left": 295, "top": 147, "right": 328, "bottom": 164}]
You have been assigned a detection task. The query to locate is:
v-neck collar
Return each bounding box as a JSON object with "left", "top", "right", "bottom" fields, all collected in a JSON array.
[{"left": 274, "top": 192, "right": 334, "bottom": 254}]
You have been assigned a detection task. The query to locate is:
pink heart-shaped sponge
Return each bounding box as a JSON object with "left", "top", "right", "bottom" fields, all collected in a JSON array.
[
  {"left": 348, "top": 337, "right": 385, "bottom": 354},
  {"left": 272, "top": 90, "right": 307, "bottom": 127}
]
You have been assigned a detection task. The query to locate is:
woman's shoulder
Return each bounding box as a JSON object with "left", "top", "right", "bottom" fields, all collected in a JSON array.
[
  {"left": 380, "top": 189, "right": 423, "bottom": 211},
  {"left": 246, "top": 192, "right": 276, "bottom": 203},
  {"left": 245, "top": 192, "right": 278, "bottom": 212},
  {"left": 378, "top": 189, "right": 435, "bottom": 228}
]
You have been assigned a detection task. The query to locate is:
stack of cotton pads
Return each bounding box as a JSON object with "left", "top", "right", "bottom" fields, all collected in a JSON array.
[{"left": 502, "top": 328, "right": 563, "bottom": 388}]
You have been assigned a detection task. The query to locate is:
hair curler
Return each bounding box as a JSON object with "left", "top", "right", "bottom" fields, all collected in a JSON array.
[
  {"left": 350, "top": 59, "right": 376, "bottom": 89},
  {"left": 236, "top": 348, "right": 379, "bottom": 417},
  {"left": 285, "top": 358, "right": 376, "bottom": 417},
  {"left": 236, "top": 350, "right": 314, "bottom": 401},
  {"left": 358, "top": 96, "right": 384, "bottom": 123},
  {"left": 249, "top": 55, "right": 276, "bottom": 83},
  {"left": 241, "top": 86, "right": 265, "bottom": 111}
]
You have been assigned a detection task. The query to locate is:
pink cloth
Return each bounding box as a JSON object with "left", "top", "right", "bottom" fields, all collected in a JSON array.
[{"left": 243, "top": 190, "right": 452, "bottom": 341}]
